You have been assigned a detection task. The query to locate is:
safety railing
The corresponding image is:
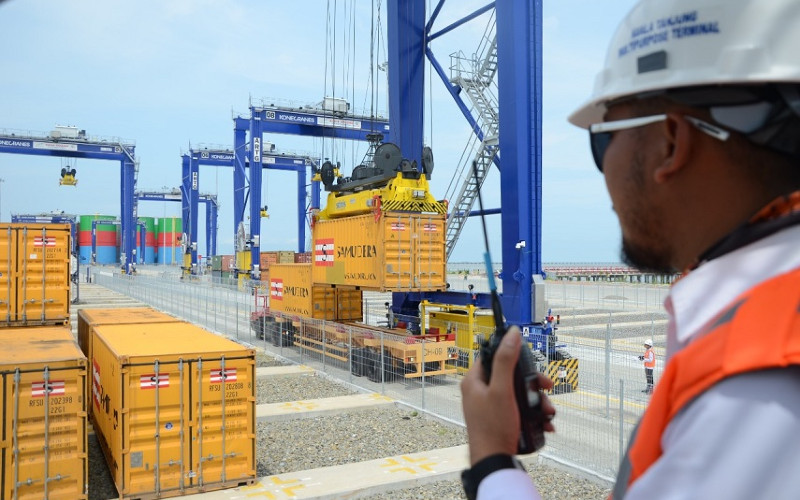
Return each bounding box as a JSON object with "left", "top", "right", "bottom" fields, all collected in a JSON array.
[{"left": 95, "top": 272, "right": 669, "bottom": 484}]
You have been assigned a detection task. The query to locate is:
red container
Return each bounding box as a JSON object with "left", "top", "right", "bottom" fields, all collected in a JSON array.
[
  {"left": 221, "top": 255, "right": 234, "bottom": 271},
  {"left": 260, "top": 252, "right": 278, "bottom": 271},
  {"left": 294, "top": 252, "right": 312, "bottom": 263}
]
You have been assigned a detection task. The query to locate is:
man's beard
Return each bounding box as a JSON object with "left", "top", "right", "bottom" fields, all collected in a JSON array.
[{"left": 621, "top": 238, "right": 675, "bottom": 274}]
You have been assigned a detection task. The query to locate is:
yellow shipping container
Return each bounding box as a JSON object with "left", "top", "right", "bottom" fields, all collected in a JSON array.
[
  {"left": 336, "top": 288, "right": 363, "bottom": 321},
  {"left": 77, "top": 307, "right": 181, "bottom": 419},
  {"left": 0, "top": 326, "right": 87, "bottom": 500},
  {"left": 0, "top": 224, "right": 71, "bottom": 327},
  {"left": 312, "top": 212, "right": 446, "bottom": 291},
  {"left": 91, "top": 322, "right": 256, "bottom": 499},
  {"left": 268, "top": 263, "right": 335, "bottom": 320}
]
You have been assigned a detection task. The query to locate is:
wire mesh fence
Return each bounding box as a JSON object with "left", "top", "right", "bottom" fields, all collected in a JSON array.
[{"left": 94, "top": 271, "right": 669, "bottom": 483}]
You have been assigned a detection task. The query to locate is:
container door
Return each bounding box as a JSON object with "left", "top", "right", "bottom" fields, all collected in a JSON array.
[
  {"left": 123, "top": 361, "right": 191, "bottom": 498},
  {"left": 413, "top": 216, "right": 446, "bottom": 290},
  {"left": 383, "top": 214, "right": 414, "bottom": 289},
  {"left": 1, "top": 365, "right": 87, "bottom": 500},
  {"left": 17, "top": 226, "right": 71, "bottom": 325},
  {"left": 311, "top": 286, "right": 336, "bottom": 320},
  {"left": 0, "top": 226, "right": 15, "bottom": 324},
  {"left": 189, "top": 357, "right": 255, "bottom": 490},
  {"left": 335, "top": 289, "right": 363, "bottom": 321}
]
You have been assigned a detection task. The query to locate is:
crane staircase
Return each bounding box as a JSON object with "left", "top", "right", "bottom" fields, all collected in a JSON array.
[{"left": 445, "top": 19, "right": 500, "bottom": 259}]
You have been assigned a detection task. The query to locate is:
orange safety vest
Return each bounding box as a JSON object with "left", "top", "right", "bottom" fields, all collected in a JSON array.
[
  {"left": 643, "top": 348, "right": 655, "bottom": 369},
  {"left": 611, "top": 266, "right": 800, "bottom": 499}
]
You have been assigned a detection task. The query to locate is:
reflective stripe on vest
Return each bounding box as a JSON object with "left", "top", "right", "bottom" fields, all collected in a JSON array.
[{"left": 611, "top": 266, "right": 800, "bottom": 499}]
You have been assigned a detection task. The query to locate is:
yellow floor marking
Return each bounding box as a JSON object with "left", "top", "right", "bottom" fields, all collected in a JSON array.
[
  {"left": 381, "top": 455, "right": 437, "bottom": 475},
  {"left": 278, "top": 401, "right": 318, "bottom": 411}
]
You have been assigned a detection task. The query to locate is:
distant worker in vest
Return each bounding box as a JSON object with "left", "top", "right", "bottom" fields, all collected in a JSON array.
[
  {"left": 637, "top": 339, "right": 655, "bottom": 394},
  {"left": 459, "top": 0, "right": 800, "bottom": 498}
]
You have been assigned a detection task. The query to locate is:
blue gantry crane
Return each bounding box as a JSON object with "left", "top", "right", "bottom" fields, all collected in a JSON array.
[
  {"left": 0, "top": 126, "right": 140, "bottom": 273},
  {"left": 135, "top": 189, "right": 219, "bottom": 260},
  {"left": 182, "top": 144, "right": 323, "bottom": 275},
  {"left": 385, "top": 0, "right": 547, "bottom": 340},
  {"left": 232, "top": 101, "right": 390, "bottom": 279}
]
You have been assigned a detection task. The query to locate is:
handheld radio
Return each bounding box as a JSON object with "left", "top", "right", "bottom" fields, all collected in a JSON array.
[{"left": 473, "top": 162, "right": 547, "bottom": 454}]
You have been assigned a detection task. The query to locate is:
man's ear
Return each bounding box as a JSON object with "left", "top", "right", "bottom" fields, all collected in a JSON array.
[{"left": 654, "top": 113, "right": 692, "bottom": 184}]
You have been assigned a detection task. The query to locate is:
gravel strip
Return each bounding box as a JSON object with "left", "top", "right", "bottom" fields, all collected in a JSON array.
[
  {"left": 256, "top": 372, "right": 358, "bottom": 403},
  {"left": 257, "top": 351, "right": 290, "bottom": 367},
  {"left": 88, "top": 433, "right": 118, "bottom": 500},
  {"left": 256, "top": 406, "right": 467, "bottom": 476}
]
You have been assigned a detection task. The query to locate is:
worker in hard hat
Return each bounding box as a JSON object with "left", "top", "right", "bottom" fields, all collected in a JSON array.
[
  {"left": 637, "top": 339, "right": 655, "bottom": 394},
  {"left": 460, "top": 0, "right": 800, "bottom": 498}
]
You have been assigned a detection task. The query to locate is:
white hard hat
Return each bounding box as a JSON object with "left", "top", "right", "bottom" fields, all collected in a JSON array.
[
  {"left": 569, "top": 0, "right": 800, "bottom": 129},
  {"left": 644, "top": 339, "right": 653, "bottom": 346}
]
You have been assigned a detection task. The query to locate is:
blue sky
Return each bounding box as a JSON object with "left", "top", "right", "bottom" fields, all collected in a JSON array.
[{"left": 0, "top": 0, "right": 639, "bottom": 264}]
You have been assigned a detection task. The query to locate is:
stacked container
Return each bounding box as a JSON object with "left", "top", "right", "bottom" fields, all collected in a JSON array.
[
  {"left": 0, "top": 326, "right": 88, "bottom": 500},
  {"left": 258, "top": 251, "right": 278, "bottom": 275},
  {"left": 77, "top": 307, "right": 181, "bottom": 418},
  {"left": 277, "top": 251, "right": 294, "bottom": 264},
  {"left": 311, "top": 211, "right": 446, "bottom": 291},
  {"left": 294, "top": 252, "right": 312, "bottom": 264},
  {"left": 89, "top": 320, "right": 256, "bottom": 498},
  {"left": 0, "top": 224, "right": 71, "bottom": 327},
  {"left": 267, "top": 263, "right": 362, "bottom": 321}
]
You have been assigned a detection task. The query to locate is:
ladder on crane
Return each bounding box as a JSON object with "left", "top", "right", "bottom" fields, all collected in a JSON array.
[{"left": 445, "top": 17, "right": 500, "bottom": 259}]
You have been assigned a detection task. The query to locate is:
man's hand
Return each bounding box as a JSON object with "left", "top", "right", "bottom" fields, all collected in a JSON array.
[{"left": 461, "top": 327, "right": 556, "bottom": 466}]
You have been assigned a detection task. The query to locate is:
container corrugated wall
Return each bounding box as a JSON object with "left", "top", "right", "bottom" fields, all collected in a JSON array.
[
  {"left": 77, "top": 307, "right": 181, "bottom": 419},
  {"left": 138, "top": 217, "right": 156, "bottom": 264},
  {"left": 0, "top": 326, "right": 87, "bottom": 500},
  {"left": 311, "top": 212, "right": 446, "bottom": 291},
  {"left": 268, "top": 263, "right": 336, "bottom": 320},
  {"left": 294, "top": 252, "right": 312, "bottom": 263},
  {"left": 78, "top": 215, "right": 117, "bottom": 265},
  {"left": 0, "top": 224, "right": 71, "bottom": 327},
  {"left": 335, "top": 288, "right": 363, "bottom": 321},
  {"left": 91, "top": 322, "right": 256, "bottom": 498},
  {"left": 156, "top": 218, "right": 182, "bottom": 265},
  {"left": 276, "top": 251, "right": 294, "bottom": 264}
]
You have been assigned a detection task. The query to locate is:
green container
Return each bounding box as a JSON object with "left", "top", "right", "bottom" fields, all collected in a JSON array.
[{"left": 211, "top": 256, "right": 223, "bottom": 271}]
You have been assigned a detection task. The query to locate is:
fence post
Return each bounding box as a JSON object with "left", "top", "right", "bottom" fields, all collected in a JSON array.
[
  {"left": 348, "top": 327, "right": 353, "bottom": 385},
  {"left": 380, "top": 331, "right": 385, "bottom": 394},
  {"left": 421, "top": 336, "right": 426, "bottom": 410},
  {"left": 235, "top": 290, "right": 239, "bottom": 339},
  {"left": 619, "top": 379, "right": 625, "bottom": 464},
  {"left": 605, "top": 318, "right": 611, "bottom": 418}
]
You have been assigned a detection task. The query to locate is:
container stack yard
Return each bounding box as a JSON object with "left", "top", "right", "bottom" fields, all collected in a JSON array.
[{"left": 0, "top": 2, "right": 691, "bottom": 499}]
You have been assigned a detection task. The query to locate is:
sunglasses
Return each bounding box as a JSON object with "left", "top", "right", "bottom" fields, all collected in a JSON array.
[{"left": 589, "top": 114, "right": 730, "bottom": 172}]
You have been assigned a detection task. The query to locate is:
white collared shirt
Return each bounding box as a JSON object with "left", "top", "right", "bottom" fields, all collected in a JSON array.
[{"left": 479, "top": 224, "right": 800, "bottom": 500}]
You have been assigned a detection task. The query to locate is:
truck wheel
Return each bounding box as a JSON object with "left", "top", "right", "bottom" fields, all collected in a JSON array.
[
  {"left": 285, "top": 324, "right": 296, "bottom": 347},
  {"left": 551, "top": 347, "right": 572, "bottom": 361},
  {"left": 382, "top": 350, "right": 396, "bottom": 382},
  {"left": 350, "top": 347, "right": 365, "bottom": 377},
  {"left": 270, "top": 320, "right": 284, "bottom": 346},
  {"left": 366, "top": 350, "right": 382, "bottom": 383}
]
